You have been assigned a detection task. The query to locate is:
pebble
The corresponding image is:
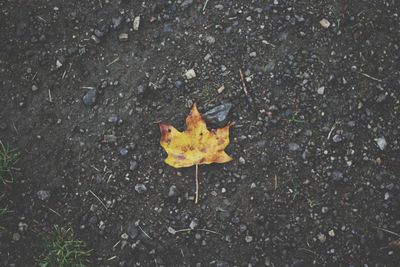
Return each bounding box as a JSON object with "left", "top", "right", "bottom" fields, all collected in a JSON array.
[
  {"left": 12, "top": 233, "right": 20, "bottom": 241},
  {"left": 18, "top": 222, "right": 28, "bottom": 232},
  {"left": 317, "top": 233, "right": 326, "bottom": 243},
  {"left": 119, "top": 148, "right": 129, "bottom": 156},
  {"left": 112, "top": 17, "right": 122, "bottom": 30},
  {"left": 332, "top": 134, "right": 342, "bottom": 143},
  {"left": 167, "top": 226, "right": 176, "bottom": 235},
  {"left": 245, "top": 235, "right": 253, "bottom": 243},
  {"left": 119, "top": 33, "right": 129, "bottom": 42},
  {"left": 129, "top": 161, "right": 138, "bottom": 171},
  {"left": 321, "top": 207, "right": 329, "bottom": 214},
  {"left": 328, "top": 230, "right": 335, "bottom": 237},
  {"left": 206, "top": 35, "right": 215, "bottom": 44},
  {"left": 288, "top": 143, "right": 300, "bottom": 151},
  {"left": 317, "top": 86, "right": 325, "bottom": 95},
  {"left": 319, "top": 19, "right": 331, "bottom": 28},
  {"left": 203, "top": 103, "right": 233, "bottom": 124},
  {"left": 133, "top": 16, "right": 140, "bottom": 31},
  {"left": 108, "top": 114, "right": 119, "bottom": 124},
  {"left": 99, "top": 221, "right": 106, "bottom": 231},
  {"left": 239, "top": 157, "right": 246, "bottom": 164},
  {"left": 189, "top": 218, "right": 199, "bottom": 229},
  {"left": 184, "top": 69, "right": 196, "bottom": 79},
  {"left": 135, "top": 183, "right": 147, "bottom": 194},
  {"left": 168, "top": 185, "right": 178, "bottom": 197},
  {"left": 32, "top": 85, "right": 39, "bottom": 92},
  {"left": 82, "top": 89, "right": 97, "bottom": 107},
  {"left": 217, "top": 85, "right": 225, "bottom": 94},
  {"left": 37, "top": 190, "right": 51, "bottom": 201},
  {"left": 121, "top": 233, "right": 129, "bottom": 240},
  {"left": 375, "top": 137, "right": 387, "bottom": 150}
]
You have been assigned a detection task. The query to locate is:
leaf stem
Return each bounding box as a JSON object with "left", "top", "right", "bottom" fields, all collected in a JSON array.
[{"left": 195, "top": 164, "right": 199, "bottom": 204}]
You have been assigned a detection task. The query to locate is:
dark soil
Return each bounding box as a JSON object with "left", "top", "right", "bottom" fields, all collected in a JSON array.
[{"left": 1, "top": 0, "right": 400, "bottom": 266}]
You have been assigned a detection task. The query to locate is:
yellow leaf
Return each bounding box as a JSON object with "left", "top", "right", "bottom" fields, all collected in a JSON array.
[{"left": 159, "top": 103, "right": 232, "bottom": 168}]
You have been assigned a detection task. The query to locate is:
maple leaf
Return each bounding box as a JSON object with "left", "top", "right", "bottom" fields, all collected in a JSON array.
[{"left": 159, "top": 103, "right": 232, "bottom": 203}]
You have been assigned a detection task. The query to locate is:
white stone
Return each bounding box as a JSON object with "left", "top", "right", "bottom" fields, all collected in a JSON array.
[
  {"left": 133, "top": 16, "right": 140, "bottom": 31},
  {"left": 320, "top": 19, "right": 331, "bottom": 28},
  {"left": 185, "top": 69, "right": 196, "bottom": 79}
]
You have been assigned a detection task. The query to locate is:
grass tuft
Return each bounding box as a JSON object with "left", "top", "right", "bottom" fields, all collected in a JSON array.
[
  {"left": 40, "top": 227, "right": 91, "bottom": 267},
  {"left": 0, "top": 141, "right": 19, "bottom": 184}
]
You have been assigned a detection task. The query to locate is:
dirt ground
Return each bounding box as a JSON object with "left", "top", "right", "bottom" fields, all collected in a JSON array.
[{"left": 1, "top": 0, "right": 400, "bottom": 266}]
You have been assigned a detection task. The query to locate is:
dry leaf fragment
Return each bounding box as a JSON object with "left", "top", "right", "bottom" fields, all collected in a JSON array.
[{"left": 159, "top": 103, "right": 232, "bottom": 203}]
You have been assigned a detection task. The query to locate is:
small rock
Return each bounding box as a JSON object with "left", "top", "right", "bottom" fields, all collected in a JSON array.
[
  {"left": 18, "top": 222, "right": 28, "bottom": 232},
  {"left": 103, "top": 134, "right": 117, "bottom": 143},
  {"left": 37, "top": 190, "right": 51, "bottom": 201},
  {"left": 317, "top": 233, "right": 326, "bottom": 243},
  {"left": 205, "top": 35, "right": 215, "bottom": 44},
  {"left": 288, "top": 143, "right": 300, "bottom": 152},
  {"left": 245, "top": 235, "right": 253, "bottom": 243},
  {"left": 119, "top": 33, "right": 129, "bottom": 42},
  {"left": 328, "top": 230, "right": 335, "bottom": 237},
  {"left": 119, "top": 148, "right": 129, "bottom": 156},
  {"left": 108, "top": 114, "right": 119, "bottom": 124},
  {"left": 189, "top": 218, "right": 199, "bottom": 229},
  {"left": 129, "top": 161, "right": 138, "bottom": 171},
  {"left": 239, "top": 157, "right": 246, "bottom": 164},
  {"left": 55, "top": 59, "right": 63, "bottom": 69},
  {"left": 99, "top": 221, "right": 106, "bottom": 231},
  {"left": 82, "top": 89, "right": 97, "bottom": 107},
  {"left": 321, "top": 207, "right": 329, "bottom": 214},
  {"left": 135, "top": 184, "right": 147, "bottom": 194},
  {"left": 111, "top": 17, "right": 122, "bottom": 30},
  {"left": 121, "top": 233, "right": 129, "bottom": 240},
  {"left": 32, "top": 84, "right": 39, "bottom": 92},
  {"left": 217, "top": 85, "right": 225, "bottom": 94},
  {"left": 167, "top": 226, "right": 176, "bottom": 235},
  {"left": 91, "top": 35, "right": 100, "bottom": 44},
  {"left": 375, "top": 137, "right": 387, "bottom": 150},
  {"left": 168, "top": 185, "right": 178, "bottom": 197},
  {"left": 133, "top": 16, "right": 140, "bottom": 31},
  {"left": 137, "top": 84, "right": 147, "bottom": 95},
  {"left": 317, "top": 86, "right": 325, "bottom": 95},
  {"left": 332, "top": 134, "right": 342, "bottom": 143},
  {"left": 184, "top": 69, "right": 196, "bottom": 79},
  {"left": 181, "top": 0, "right": 193, "bottom": 9},
  {"left": 12, "top": 233, "right": 20, "bottom": 241},
  {"left": 203, "top": 103, "right": 233, "bottom": 124},
  {"left": 319, "top": 19, "right": 331, "bottom": 28}
]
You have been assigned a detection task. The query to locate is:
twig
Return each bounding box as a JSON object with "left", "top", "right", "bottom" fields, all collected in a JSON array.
[
  {"left": 327, "top": 122, "right": 336, "bottom": 140},
  {"left": 195, "top": 164, "right": 199, "bottom": 204},
  {"left": 48, "top": 89, "right": 52, "bottom": 103},
  {"left": 37, "top": 16, "right": 48, "bottom": 23},
  {"left": 88, "top": 190, "right": 107, "bottom": 210},
  {"left": 107, "top": 57, "right": 120, "bottom": 67},
  {"left": 274, "top": 175, "right": 278, "bottom": 190},
  {"left": 98, "top": 0, "right": 103, "bottom": 8},
  {"left": 358, "top": 72, "right": 382, "bottom": 82},
  {"left": 239, "top": 69, "right": 249, "bottom": 96},
  {"left": 80, "top": 86, "right": 95, "bottom": 89},
  {"left": 48, "top": 207, "right": 61, "bottom": 217},
  {"left": 374, "top": 227, "right": 400, "bottom": 238},
  {"left": 202, "top": 0, "right": 210, "bottom": 12},
  {"left": 299, "top": 247, "right": 317, "bottom": 255},
  {"left": 138, "top": 225, "right": 152, "bottom": 239},
  {"left": 261, "top": 40, "right": 276, "bottom": 48},
  {"left": 175, "top": 228, "right": 222, "bottom": 235}
]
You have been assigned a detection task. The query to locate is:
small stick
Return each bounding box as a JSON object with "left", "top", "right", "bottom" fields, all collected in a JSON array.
[
  {"left": 358, "top": 72, "right": 382, "bottom": 82},
  {"left": 107, "top": 57, "right": 120, "bottom": 67},
  {"left": 48, "top": 89, "right": 52, "bottom": 102},
  {"left": 138, "top": 225, "right": 152, "bottom": 239},
  {"left": 88, "top": 190, "right": 107, "bottom": 210},
  {"left": 239, "top": 69, "right": 249, "bottom": 96},
  {"left": 174, "top": 228, "right": 222, "bottom": 235},
  {"left": 195, "top": 164, "right": 199, "bottom": 204},
  {"left": 274, "top": 175, "right": 278, "bottom": 190},
  {"left": 202, "top": 0, "right": 210, "bottom": 12},
  {"left": 374, "top": 227, "right": 400, "bottom": 238},
  {"left": 327, "top": 122, "right": 336, "bottom": 140},
  {"left": 37, "top": 16, "right": 48, "bottom": 23},
  {"left": 98, "top": 0, "right": 103, "bottom": 8}
]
